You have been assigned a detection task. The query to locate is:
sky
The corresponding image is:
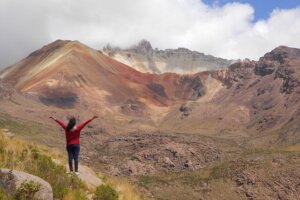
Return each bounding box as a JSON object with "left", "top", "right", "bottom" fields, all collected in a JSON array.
[
  {"left": 0, "top": 0, "right": 300, "bottom": 68},
  {"left": 203, "top": 0, "right": 300, "bottom": 20}
]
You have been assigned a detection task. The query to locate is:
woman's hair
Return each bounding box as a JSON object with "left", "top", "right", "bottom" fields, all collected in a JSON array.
[{"left": 66, "top": 117, "right": 76, "bottom": 131}]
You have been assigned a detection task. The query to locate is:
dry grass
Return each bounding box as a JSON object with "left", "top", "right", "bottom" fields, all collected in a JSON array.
[
  {"left": 1, "top": 128, "right": 146, "bottom": 200},
  {"left": 105, "top": 176, "right": 148, "bottom": 200},
  {"left": 284, "top": 144, "right": 300, "bottom": 152},
  {"left": 0, "top": 129, "right": 88, "bottom": 200}
]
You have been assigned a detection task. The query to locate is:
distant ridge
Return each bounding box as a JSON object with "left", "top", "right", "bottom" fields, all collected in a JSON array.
[
  {"left": 1, "top": 40, "right": 300, "bottom": 136},
  {"left": 103, "top": 39, "right": 236, "bottom": 74}
]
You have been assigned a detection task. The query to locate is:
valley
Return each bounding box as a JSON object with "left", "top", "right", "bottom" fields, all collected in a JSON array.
[{"left": 1, "top": 40, "right": 300, "bottom": 200}]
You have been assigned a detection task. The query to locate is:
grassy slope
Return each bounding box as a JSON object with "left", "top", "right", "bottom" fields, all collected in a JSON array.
[
  {"left": 0, "top": 113, "right": 65, "bottom": 150},
  {"left": 0, "top": 114, "right": 146, "bottom": 200},
  {"left": 0, "top": 129, "right": 88, "bottom": 199}
]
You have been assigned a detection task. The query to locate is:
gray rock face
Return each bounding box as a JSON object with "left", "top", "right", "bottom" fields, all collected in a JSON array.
[
  {"left": 103, "top": 40, "right": 235, "bottom": 74},
  {"left": 0, "top": 169, "right": 53, "bottom": 200},
  {"left": 213, "top": 60, "right": 256, "bottom": 88}
]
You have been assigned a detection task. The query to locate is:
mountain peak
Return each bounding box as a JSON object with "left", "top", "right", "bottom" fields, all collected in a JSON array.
[
  {"left": 131, "top": 39, "right": 153, "bottom": 54},
  {"left": 271, "top": 45, "right": 300, "bottom": 55},
  {"left": 28, "top": 39, "right": 88, "bottom": 58},
  {"left": 259, "top": 45, "right": 300, "bottom": 64},
  {"left": 137, "top": 39, "right": 152, "bottom": 50}
]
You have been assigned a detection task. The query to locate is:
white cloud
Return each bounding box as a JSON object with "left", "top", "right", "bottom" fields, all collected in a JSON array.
[{"left": 0, "top": 0, "right": 299, "bottom": 68}]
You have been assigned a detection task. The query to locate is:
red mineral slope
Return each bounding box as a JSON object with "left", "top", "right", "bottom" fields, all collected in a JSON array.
[{"left": 0, "top": 40, "right": 208, "bottom": 119}]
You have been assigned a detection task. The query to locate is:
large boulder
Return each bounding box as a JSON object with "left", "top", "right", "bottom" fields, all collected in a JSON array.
[{"left": 0, "top": 169, "right": 53, "bottom": 200}]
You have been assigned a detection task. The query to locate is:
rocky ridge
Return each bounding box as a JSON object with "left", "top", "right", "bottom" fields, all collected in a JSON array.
[{"left": 103, "top": 40, "right": 235, "bottom": 74}]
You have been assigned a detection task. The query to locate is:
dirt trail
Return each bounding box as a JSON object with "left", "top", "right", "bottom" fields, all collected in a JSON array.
[
  {"left": 65, "top": 163, "right": 103, "bottom": 189},
  {"left": 52, "top": 158, "right": 103, "bottom": 190}
]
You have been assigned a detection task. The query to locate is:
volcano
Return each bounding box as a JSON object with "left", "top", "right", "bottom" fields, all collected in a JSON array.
[
  {"left": 0, "top": 40, "right": 206, "bottom": 110},
  {"left": 0, "top": 40, "right": 212, "bottom": 133},
  {"left": 1, "top": 40, "right": 300, "bottom": 137}
]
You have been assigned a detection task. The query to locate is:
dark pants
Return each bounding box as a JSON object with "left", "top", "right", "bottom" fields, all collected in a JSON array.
[{"left": 66, "top": 144, "right": 80, "bottom": 172}]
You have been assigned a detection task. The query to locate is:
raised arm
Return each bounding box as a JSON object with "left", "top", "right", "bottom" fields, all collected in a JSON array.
[
  {"left": 77, "top": 116, "right": 98, "bottom": 131},
  {"left": 49, "top": 116, "right": 67, "bottom": 129}
]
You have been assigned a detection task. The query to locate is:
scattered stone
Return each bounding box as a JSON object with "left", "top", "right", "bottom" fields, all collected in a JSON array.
[
  {"left": 93, "top": 133, "right": 221, "bottom": 176},
  {"left": 184, "top": 160, "right": 193, "bottom": 169},
  {"left": 163, "top": 157, "right": 175, "bottom": 167},
  {"left": 1, "top": 129, "right": 15, "bottom": 138},
  {"left": 179, "top": 103, "right": 192, "bottom": 117}
]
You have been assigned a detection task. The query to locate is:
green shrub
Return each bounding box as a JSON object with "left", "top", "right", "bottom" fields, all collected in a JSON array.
[
  {"left": 20, "top": 148, "right": 29, "bottom": 161},
  {"left": 23, "top": 150, "right": 85, "bottom": 198},
  {"left": 30, "top": 147, "right": 40, "bottom": 160},
  {"left": 93, "top": 184, "right": 119, "bottom": 200},
  {"left": 209, "top": 162, "right": 229, "bottom": 180},
  {"left": 0, "top": 135, "right": 7, "bottom": 153},
  {"left": 0, "top": 188, "right": 13, "bottom": 200},
  {"left": 73, "top": 189, "right": 89, "bottom": 200},
  {"left": 16, "top": 180, "right": 41, "bottom": 200}
]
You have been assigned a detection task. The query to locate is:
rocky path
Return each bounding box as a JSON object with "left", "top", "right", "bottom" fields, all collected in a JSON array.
[
  {"left": 52, "top": 159, "right": 103, "bottom": 190},
  {"left": 66, "top": 163, "right": 103, "bottom": 189}
]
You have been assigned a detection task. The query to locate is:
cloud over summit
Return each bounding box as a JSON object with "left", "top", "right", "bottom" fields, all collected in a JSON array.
[{"left": 0, "top": 0, "right": 299, "bottom": 68}]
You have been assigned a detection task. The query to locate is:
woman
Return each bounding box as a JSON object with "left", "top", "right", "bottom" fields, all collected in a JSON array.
[{"left": 49, "top": 115, "right": 98, "bottom": 175}]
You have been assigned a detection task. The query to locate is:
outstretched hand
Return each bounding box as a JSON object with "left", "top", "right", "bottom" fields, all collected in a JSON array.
[
  {"left": 49, "top": 116, "right": 55, "bottom": 120},
  {"left": 92, "top": 116, "right": 98, "bottom": 120}
]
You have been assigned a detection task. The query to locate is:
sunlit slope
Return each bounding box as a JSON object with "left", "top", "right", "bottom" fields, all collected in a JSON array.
[
  {"left": 2, "top": 41, "right": 300, "bottom": 136},
  {"left": 0, "top": 40, "right": 210, "bottom": 123}
]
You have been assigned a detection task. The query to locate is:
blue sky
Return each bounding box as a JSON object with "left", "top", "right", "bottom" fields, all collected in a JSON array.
[{"left": 203, "top": 0, "right": 300, "bottom": 20}]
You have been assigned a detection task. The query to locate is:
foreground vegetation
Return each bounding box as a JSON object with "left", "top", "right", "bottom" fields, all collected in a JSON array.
[
  {"left": 0, "top": 129, "right": 89, "bottom": 199},
  {"left": 0, "top": 115, "right": 145, "bottom": 200}
]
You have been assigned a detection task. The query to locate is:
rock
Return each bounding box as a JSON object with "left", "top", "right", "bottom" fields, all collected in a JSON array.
[
  {"left": 212, "top": 60, "right": 255, "bottom": 88},
  {"left": 123, "top": 160, "right": 155, "bottom": 175},
  {"left": 120, "top": 99, "right": 146, "bottom": 116},
  {"left": 131, "top": 155, "right": 143, "bottom": 162},
  {"left": 190, "top": 76, "right": 205, "bottom": 98},
  {"left": 81, "top": 155, "right": 91, "bottom": 161},
  {"left": 1, "top": 129, "right": 15, "bottom": 139},
  {"left": 0, "top": 169, "right": 15, "bottom": 193},
  {"left": 103, "top": 40, "right": 234, "bottom": 74},
  {"left": 133, "top": 40, "right": 153, "bottom": 55},
  {"left": 254, "top": 62, "right": 275, "bottom": 76},
  {"left": 184, "top": 160, "right": 193, "bottom": 169},
  {"left": 108, "top": 166, "right": 121, "bottom": 176},
  {"left": 163, "top": 157, "right": 175, "bottom": 167},
  {"left": 256, "top": 86, "right": 273, "bottom": 96},
  {"left": 272, "top": 157, "right": 285, "bottom": 165},
  {"left": 0, "top": 169, "right": 53, "bottom": 200},
  {"left": 179, "top": 103, "right": 192, "bottom": 117}
]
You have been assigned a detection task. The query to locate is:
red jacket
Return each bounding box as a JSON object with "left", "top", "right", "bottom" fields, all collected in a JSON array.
[{"left": 54, "top": 118, "right": 93, "bottom": 145}]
